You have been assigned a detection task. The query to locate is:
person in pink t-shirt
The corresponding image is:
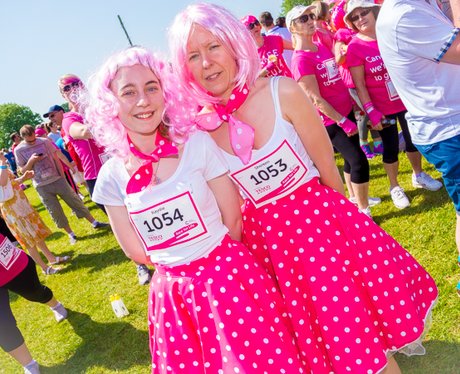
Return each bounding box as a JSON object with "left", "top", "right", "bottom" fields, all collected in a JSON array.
[
  {"left": 288, "top": 5, "right": 374, "bottom": 216},
  {"left": 345, "top": 0, "right": 442, "bottom": 210},
  {"left": 241, "top": 15, "right": 293, "bottom": 78},
  {"left": 0, "top": 233, "right": 67, "bottom": 374},
  {"left": 56, "top": 75, "right": 109, "bottom": 206}
]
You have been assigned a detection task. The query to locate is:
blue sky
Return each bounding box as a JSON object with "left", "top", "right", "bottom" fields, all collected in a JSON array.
[{"left": 0, "top": 1, "right": 283, "bottom": 117}]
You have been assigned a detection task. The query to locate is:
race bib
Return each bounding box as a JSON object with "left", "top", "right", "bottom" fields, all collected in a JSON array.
[
  {"left": 230, "top": 140, "right": 308, "bottom": 208},
  {"left": 129, "top": 191, "right": 209, "bottom": 252},
  {"left": 385, "top": 79, "right": 400, "bottom": 101},
  {"left": 324, "top": 58, "right": 340, "bottom": 83},
  {"left": 0, "top": 236, "right": 20, "bottom": 270}
]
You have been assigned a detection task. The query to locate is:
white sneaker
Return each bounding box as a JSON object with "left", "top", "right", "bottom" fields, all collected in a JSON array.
[
  {"left": 69, "top": 234, "right": 77, "bottom": 245},
  {"left": 51, "top": 302, "right": 68, "bottom": 322},
  {"left": 359, "top": 206, "right": 372, "bottom": 218},
  {"left": 390, "top": 186, "right": 410, "bottom": 209},
  {"left": 412, "top": 172, "right": 443, "bottom": 191},
  {"left": 137, "top": 264, "right": 151, "bottom": 286},
  {"left": 349, "top": 196, "right": 381, "bottom": 207},
  {"left": 24, "top": 360, "right": 40, "bottom": 374}
]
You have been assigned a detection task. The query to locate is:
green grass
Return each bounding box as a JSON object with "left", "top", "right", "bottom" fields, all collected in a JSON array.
[{"left": 1, "top": 154, "right": 459, "bottom": 373}]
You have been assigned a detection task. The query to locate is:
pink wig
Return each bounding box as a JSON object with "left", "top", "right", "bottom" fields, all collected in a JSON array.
[
  {"left": 85, "top": 47, "right": 197, "bottom": 159},
  {"left": 168, "top": 3, "right": 260, "bottom": 106}
]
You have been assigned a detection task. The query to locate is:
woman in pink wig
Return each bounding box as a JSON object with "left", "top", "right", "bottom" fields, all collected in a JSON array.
[
  {"left": 85, "top": 46, "right": 304, "bottom": 373},
  {"left": 169, "top": 3, "right": 438, "bottom": 373}
]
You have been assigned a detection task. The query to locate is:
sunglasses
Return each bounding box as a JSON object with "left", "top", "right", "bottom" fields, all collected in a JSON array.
[
  {"left": 247, "top": 20, "right": 260, "bottom": 30},
  {"left": 294, "top": 13, "right": 317, "bottom": 24},
  {"left": 349, "top": 8, "right": 372, "bottom": 23},
  {"left": 62, "top": 81, "right": 81, "bottom": 93}
]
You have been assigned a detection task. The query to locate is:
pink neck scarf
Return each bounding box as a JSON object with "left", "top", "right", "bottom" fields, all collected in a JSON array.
[
  {"left": 195, "top": 84, "right": 254, "bottom": 165},
  {"left": 126, "top": 131, "right": 178, "bottom": 194}
]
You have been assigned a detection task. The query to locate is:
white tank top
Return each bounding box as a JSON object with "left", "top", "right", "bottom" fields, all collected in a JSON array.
[{"left": 221, "top": 77, "right": 320, "bottom": 208}]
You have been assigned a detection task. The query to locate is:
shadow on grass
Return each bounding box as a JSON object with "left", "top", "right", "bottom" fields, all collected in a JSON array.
[
  {"left": 41, "top": 310, "right": 150, "bottom": 373},
  {"left": 58, "top": 247, "right": 129, "bottom": 275},
  {"left": 396, "top": 339, "right": 460, "bottom": 374},
  {"left": 374, "top": 187, "right": 451, "bottom": 224}
]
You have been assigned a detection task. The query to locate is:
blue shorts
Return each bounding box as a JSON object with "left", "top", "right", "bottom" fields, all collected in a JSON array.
[{"left": 416, "top": 134, "right": 460, "bottom": 212}]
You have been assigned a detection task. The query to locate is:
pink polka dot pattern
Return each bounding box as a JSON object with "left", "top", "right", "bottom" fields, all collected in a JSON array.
[
  {"left": 242, "top": 178, "right": 438, "bottom": 374},
  {"left": 148, "top": 235, "right": 306, "bottom": 373}
]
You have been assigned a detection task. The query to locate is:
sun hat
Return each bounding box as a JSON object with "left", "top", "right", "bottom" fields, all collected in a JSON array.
[
  {"left": 286, "top": 5, "right": 316, "bottom": 31},
  {"left": 344, "top": 0, "right": 380, "bottom": 28}
]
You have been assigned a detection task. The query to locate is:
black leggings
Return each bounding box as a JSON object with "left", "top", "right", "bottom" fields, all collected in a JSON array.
[
  {"left": 0, "top": 255, "right": 53, "bottom": 352},
  {"left": 326, "top": 119, "right": 370, "bottom": 184},
  {"left": 379, "top": 110, "right": 418, "bottom": 164},
  {"left": 86, "top": 178, "right": 107, "bottom": 214}
]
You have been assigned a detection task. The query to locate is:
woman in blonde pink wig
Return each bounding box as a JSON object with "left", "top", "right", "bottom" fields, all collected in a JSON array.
[
  {"left": 85, "top": 46, "right": 304, "bottom": 373},
  {"left": 169, "top": 3, "right": 437, "bottom": 373}
]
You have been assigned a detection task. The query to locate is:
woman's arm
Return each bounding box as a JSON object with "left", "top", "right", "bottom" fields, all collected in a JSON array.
[
  {"left": 69, "top": 121, "right": 93, "bottom": 140},
  {"left": 298, "top": 74, "right": 344, "bottom": 124},
  {"left": 105, "top": 205, "right": 153, "bottom": 265},
  {"left": 207, "top": 173, "right": 242, "bottom": 241},
  {"left": 280, "top": 78, "right": 345, "bottom": 195},
  {"left": 349, "top": 65, "right": 383, "bottom": 130}
]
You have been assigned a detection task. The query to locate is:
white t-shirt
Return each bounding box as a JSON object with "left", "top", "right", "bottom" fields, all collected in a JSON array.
[
  {"left": 93, "top": 131, "right": 229, "bottom": 266},
  {"left": 376, "top": 0, "right": 460, "bottom": 145}
]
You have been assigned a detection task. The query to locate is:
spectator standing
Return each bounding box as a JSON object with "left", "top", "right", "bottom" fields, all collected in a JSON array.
[
  {"left": 14, "top": 125, "right": 108, "bottom": 245},
  {"left": 345, "top": 0, "right": 442, "bottom": 209},
  {"left": 259, "top": 11, "right": 294, "bottom": 66},
  {"left": 241, "top": 15, "right": 293, "bottom": 78},
  {"left": 377, "top": 0, "right": 460, "bottom": 294},
  {"left": 0, "top": 152, "right": 69, "bottom": 274}
]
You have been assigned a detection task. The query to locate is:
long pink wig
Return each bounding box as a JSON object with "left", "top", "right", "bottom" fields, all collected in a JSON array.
[
  {"left": 85, "top": 47, "right": 196, "bottom": 159},
  {"left": 168, "top": 3, "right": 260, "bottom": 106}
]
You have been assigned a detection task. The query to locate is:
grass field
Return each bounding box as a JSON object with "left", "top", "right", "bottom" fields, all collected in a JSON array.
[{"left": 0, "top": 153, "right": 459, "bottom": 373}]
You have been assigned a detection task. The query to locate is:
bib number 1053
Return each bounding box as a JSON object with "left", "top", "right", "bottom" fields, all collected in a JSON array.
[{"left": 249, "top": 158, "right": 287, "bottom": 185}]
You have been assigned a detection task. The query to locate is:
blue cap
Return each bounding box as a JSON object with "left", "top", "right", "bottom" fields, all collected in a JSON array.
[{"left": 43, "top": 105, "right": 64, "bottom": 118}]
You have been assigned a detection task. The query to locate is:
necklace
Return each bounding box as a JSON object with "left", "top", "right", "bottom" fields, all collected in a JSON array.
[{"left": 153, "top": 159, "right": 161, "bottom": 185}]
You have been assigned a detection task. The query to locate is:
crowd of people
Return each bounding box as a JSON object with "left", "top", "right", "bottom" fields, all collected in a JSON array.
[{"left": 1, "top": 0, "right": 459, "bottom": 373}]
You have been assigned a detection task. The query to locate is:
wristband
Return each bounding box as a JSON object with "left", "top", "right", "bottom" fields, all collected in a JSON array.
[
  {"left": 0, "top": 165, "right": 7, "bottom": 169},
  {"left": 363, "top": 101, "right": 383, "bottom": 127},
  {"left": 338, "top": 117, "right": 357, "bottom": 135}
]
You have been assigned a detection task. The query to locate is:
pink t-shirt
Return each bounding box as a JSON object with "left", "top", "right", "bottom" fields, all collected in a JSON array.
[
  {"left": 334, "top": 28, "right": 356, "bottom": 89},
  {"left": 61, "top": 112, "right": 106, "bottom": 181},
  {"left": 258, "top": 35, "right": 293, "bottom": 78},
  {"left": 0, "top": 234, "right": 28, "bottom": 287},
  {"left": 346, "top": 38, "right": 406, "bottom": 115},
  {"left": 291, "top": 43, "right": 353, "bottom": 126}
]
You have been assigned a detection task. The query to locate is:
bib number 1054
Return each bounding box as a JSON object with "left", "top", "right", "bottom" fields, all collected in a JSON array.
[{"left": 143, "top": 208, "right": 184, "bottom": 232}]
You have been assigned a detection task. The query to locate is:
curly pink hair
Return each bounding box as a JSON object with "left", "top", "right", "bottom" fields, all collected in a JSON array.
[
  {"left": 168, "top": 3, "right": 259, "bottom": 105},
  {"left": 85, "top": 47, "right": 197, "bottom": 159}
]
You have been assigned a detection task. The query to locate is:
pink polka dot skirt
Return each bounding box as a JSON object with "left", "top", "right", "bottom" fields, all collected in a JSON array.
[
  {"left": 242, "top": 178, "right": 438, "bottom": 374},
  {"left": 148, "top": 234, "right": 306, "bottom": 373}
]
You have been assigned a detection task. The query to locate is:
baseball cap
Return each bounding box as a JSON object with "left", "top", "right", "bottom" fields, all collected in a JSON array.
[{"left": 43, "top": 105, "right": 64, "bottom": 118}]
